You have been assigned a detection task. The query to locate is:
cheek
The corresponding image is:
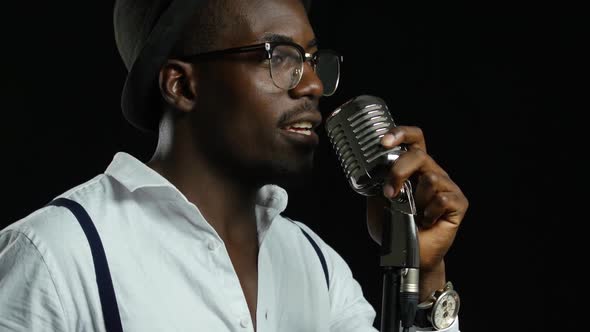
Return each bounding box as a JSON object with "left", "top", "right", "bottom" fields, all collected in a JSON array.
[
  {"left": 222, "top": 70, "right": 281, "bottom": 134},
  {"left": 199, "top": 64, "right": 284, "bottom": 154},
  {"left": 223, "top": 58, "right": 284, "bottom": 98}
]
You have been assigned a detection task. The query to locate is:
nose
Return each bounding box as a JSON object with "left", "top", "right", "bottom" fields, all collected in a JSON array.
[{"left": 289, "top": 61, "right": 324, "bottom": 99}]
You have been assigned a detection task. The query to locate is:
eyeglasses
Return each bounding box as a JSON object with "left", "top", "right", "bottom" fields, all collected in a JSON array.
[{"left": 176, "top": 41, "right": 343, "bottom": 96}]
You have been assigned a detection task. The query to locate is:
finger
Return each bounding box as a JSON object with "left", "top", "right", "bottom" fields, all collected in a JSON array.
[
  {"left": 380, "top": 126, "right": 427, "bottom": 152},
  {"left": 414, "top": 171, "right": 457, "bottom": 211},
  {"left": 420, "top": 192, "right": 468, "bottom": 228},
  {"left": 382, "top": 147, "right": 434, "bottom": 198}
]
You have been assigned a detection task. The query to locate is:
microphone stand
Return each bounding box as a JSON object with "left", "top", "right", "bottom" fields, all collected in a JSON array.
[{"left": 380, "top": 182, "right": 420, "bottom": 332}]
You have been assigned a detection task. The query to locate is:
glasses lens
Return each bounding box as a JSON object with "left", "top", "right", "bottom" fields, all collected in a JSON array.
[
  {"left": 270, "top": 45, "right": 303, "bottom": 90},
  {"left": 316, "top": 51, "right": 341, "bottom": 96}
]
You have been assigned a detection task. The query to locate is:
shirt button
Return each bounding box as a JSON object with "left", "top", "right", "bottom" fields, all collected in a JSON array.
[
  {"left": 207, "top": 241, "right": 219, "bottom": 251},
  {"left": 240, "top": 317, "right": 250, "bottom": 328}
]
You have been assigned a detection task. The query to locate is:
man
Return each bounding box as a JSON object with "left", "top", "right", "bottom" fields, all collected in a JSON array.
[{"left": 0, "top": 0, "right": 468, "bottom": 331}]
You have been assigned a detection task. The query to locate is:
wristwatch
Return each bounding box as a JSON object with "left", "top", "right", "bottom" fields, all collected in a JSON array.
[{"left": 414, "top": 281, "right": 460, "bottom": 330}]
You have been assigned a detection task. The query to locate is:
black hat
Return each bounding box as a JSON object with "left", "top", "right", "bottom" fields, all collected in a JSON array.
[
  {"left": 114, "top": 0, "right": 210, "bottom": 133},
  {"left": 114, "top": 0, "right": 312, "bottom": 133}
]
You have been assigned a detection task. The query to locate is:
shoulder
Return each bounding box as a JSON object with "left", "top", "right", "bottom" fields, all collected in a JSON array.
[
  {"left": 283, "top": 217, "right": 335, "bottom": 258},
  {"left": 0, "top": 227, "right": 69, "bottom": 331},
  {"left": 275, "top": 215, "right": 353, "bottom": 283},
  {"left": 4, "top": 173, "right": 105, "bottom": 226},
  {"left": 0, "top": 173, "right": 118, "bottom": 320},
  {"left": 0, "top": 173, "right": 113, "bottom": 266},
  {"left": 278, "top": 215, "right": 341, "bottom": 258},
  {"left": 275, "top": 215, "right": 377, "bottom": 326},
  {"left": 276, "top": 215, "right": 330, "bottom": 251}
]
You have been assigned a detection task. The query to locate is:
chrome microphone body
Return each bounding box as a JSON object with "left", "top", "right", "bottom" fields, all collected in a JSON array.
[
  {"left": 325, "top": 95, "right": 420, "bottom": 331},
  {"left": 325, "top": 95, "right": 404, "bottom": 196}
]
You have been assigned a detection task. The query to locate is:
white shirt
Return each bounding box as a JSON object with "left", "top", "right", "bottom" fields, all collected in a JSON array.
[{"left": 0, "top": 152, "right": 459, "bottom": 332}]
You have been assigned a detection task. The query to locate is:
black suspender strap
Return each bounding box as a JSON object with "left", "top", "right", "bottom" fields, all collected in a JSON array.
[
  {"left": 48, "top": 198, "right": 123, "bottom": 332},
  {"left": 297, "top": 226, "right": 330, "bottom": 291},
  {"left": 47, "top": 196, "right": 328, "bottom": 330}
]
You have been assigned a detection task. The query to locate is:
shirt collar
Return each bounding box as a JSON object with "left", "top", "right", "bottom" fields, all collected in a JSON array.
[
  {"left": 104, "top": 152, "right": 175, "bottom": 192},
  {"left": 104, "top": 152, "right": 288, "bottom": 241},
  {"left": 255, "top": 184, "right": 288, "bottom": 242}
]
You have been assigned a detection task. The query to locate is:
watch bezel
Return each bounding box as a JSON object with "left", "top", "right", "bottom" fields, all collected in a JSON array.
[{"left": 429, "top": 284, "right": 460, "bottom": 330}]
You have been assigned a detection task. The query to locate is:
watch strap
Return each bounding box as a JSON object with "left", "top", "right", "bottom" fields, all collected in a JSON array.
[{"left": 414, "top": 305, "right": 432, "bottom": 328}]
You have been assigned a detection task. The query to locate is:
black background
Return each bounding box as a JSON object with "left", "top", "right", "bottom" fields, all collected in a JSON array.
[{"left": 1, "top": 1, "right": 584, "bottom": 331}]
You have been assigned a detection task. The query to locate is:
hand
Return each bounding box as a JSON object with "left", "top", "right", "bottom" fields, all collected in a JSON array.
[{"left": 366, "top": 126, "right": 469, "bottom": 300}]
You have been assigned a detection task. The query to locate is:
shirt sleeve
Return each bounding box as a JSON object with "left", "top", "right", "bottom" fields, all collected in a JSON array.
[
  {"left": 299, "top": 226, "right": 461, "bottom": 332},
  {"left": 0, "top": 230, "right": 67, "bottom": 332},
  {"left": 290, "top": 221, "right": 378, "bottom": 332},
  {"left": 324, "top": 241, "right": 379, "bottom": 332},
  {"left": 327, "top": 242, "right": 462, "bottom": 332}
]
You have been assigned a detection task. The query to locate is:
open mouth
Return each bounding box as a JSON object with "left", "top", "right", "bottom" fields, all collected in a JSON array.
[{"left": 283, "top": 121, "right": 313, "bottom": 136}]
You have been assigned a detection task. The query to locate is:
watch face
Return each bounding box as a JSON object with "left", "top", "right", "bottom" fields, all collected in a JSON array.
[{"left": 432, "top": 290, "right": 460, "bottom": 329}]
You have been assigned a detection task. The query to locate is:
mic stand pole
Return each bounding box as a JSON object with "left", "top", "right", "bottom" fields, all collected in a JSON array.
[{"left": 380, "top": 182, "right": 420, "bottom": 332}]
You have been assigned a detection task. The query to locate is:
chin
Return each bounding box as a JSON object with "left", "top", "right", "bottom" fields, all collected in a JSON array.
[
  {"left": 269, "top": 162, "right": 314, "bottom": 190},
  {"left": 249, "top": 154, "right": 315, "bottom": 190}
]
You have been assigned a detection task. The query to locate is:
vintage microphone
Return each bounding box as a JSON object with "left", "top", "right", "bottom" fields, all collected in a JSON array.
[{"left": 325, "top": 95, "right": 420, "bottom": 332}]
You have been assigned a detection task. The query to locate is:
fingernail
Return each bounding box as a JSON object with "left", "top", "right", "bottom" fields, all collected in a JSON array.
[
  {"left": 383, "top": 184, "right": 395, "bottom": 198},
  {"left": 381, "top": 134, "right": 395, "bottom": 147}
]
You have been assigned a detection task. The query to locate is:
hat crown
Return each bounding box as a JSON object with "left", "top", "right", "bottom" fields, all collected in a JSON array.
[{"left": 113, "top": 0, "right": 173, "bottom": 71}]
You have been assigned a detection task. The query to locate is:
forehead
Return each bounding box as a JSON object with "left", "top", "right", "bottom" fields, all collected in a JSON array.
[{"left": 230, "top": 0, "right": 315, "bottom": 46}]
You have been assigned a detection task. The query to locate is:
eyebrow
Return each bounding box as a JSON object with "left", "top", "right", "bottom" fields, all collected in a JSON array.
[{"left": 259, "top": 33, "right": 318, "bottom": 49}]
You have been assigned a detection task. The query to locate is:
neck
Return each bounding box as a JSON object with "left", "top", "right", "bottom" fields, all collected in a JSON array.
[{"left": 147, "top": 112, "right": 259, "bottom": 246}]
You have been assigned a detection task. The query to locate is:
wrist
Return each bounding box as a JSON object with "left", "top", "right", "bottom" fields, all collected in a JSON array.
[
  {"left": 415, "top": 280, "right": 460, "bottom": 330},
  {"left": 419, "top": 260, "right": 446, "bottom": 302}
]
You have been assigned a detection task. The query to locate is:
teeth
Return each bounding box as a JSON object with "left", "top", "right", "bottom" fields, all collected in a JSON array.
[
  {"left": 286, "top": 128, "right": 311, "bottom": 136},
  {"left": 288, "top": 121, "right": 313, "bottom": 129},
  {"left": 284, "top": 121, "right": 313, "bottom": 136}
]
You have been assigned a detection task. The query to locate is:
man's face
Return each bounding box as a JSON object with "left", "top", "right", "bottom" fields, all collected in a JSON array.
[{"left": 190, "top": 0, "right": 324, "bottom": 187}]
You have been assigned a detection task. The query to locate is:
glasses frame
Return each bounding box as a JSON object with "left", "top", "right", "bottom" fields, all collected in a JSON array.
[{"left": 175, "top": 41, "right": 343, "bottom": 96}]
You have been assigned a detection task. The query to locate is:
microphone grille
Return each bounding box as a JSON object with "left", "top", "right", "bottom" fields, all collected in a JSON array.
[{"left": 325, "top": 95, "right": 402, "bottom": 196}]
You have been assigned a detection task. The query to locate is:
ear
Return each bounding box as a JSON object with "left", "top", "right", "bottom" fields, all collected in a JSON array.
[{"left": 158, "top": 59, "right": 198, "bottom": 113}]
